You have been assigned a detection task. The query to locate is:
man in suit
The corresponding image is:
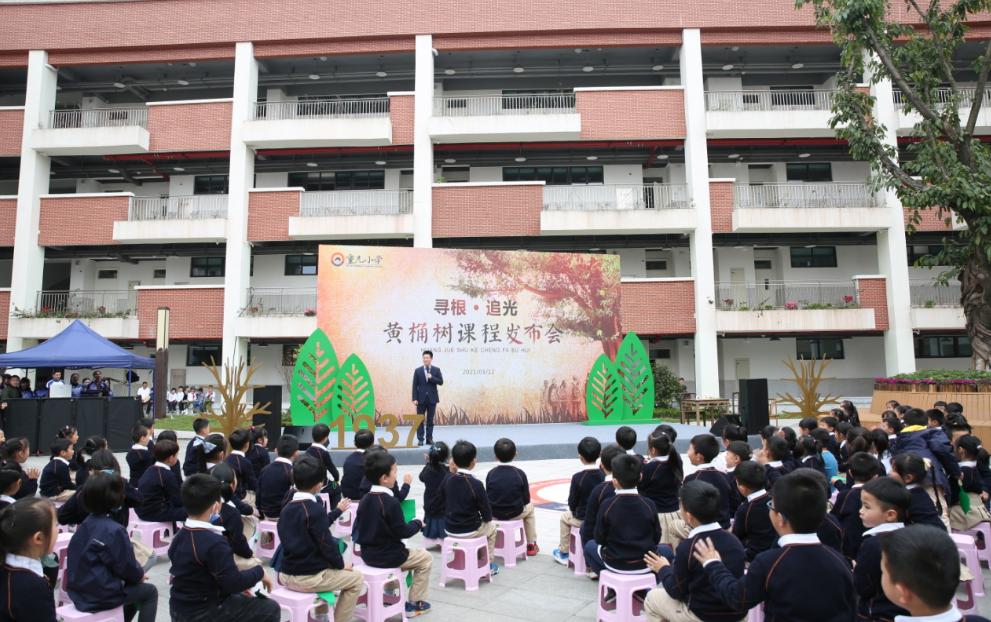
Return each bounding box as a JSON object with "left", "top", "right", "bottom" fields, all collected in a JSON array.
[{"left": 412, "top": 350, "right": 443, "bottom": 447}]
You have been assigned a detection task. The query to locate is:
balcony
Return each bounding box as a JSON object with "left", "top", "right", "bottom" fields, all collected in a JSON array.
[
  {"left": 0, "top": 107, "right": 24, "bottom": 157},
  {"left": 731, "top": 183, "right": 888, "bottom": 232},
  {"left": 32, "top": 108, "right": 149, "bottom": 155},
  {"left": 9, "top": 290, "right": 139, "bottom": 339},
  {"left": 288, "top": 189, "right": 414, "bottom": 239},
  {"left": 910, "top": 280, "right": 965, "bottom": 330},
  {"left": 893, "top": 88, "right": 991, "bottom": 134},
  {"left": 113, "top": 195, "right": 229, "bottom": 244},
  {"left": 705, "top": 90, "right": 838, "bottom": 137},
  {"left": 429, "top": 94, "right": 581, "bottom": 143},
  {"left": 714, "top": 280, "right": 879, "bottom": 332},
  {"left": 236, "top": 287, "right": 318, "bottom": 338},
  {"left": 540, "top": 184, "right": 696, "bottom": 235},
  {"left": 242, "top": 99, "right": 393, "bottom": 148}
]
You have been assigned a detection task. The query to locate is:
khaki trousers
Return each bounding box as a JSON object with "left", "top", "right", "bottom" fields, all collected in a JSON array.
[
  {"left": 658, "top": 511, "right": 691, "bottom": 548},
  {"left": 280, "top": 567, "right": 365, "bottom": 622},
  {"left": 645, "top": 589, "right": 746, "bottom": 622},
  {"left": 51, "top": 489, "right": 74, "bottom": 502},
  {"left": 458, "top": 521, "right": 498, "bottom": 562},
  {"left": 559, "top": 510, "right": 583, "bottom": 552},
  {"left": 924, "top": 484, "right": 952, "bottom": 529},
  {"left": 509, "top": 504, "right": 538, "bottom": 543},
  {"left": 130, "top": 538, "right": 152, "bottom": 568},
  {"left": 386, "top": 548, "right": 433, "bottom": 602},
  {"left": 241, "top": 491, "right": 256, "bottom": 508}
]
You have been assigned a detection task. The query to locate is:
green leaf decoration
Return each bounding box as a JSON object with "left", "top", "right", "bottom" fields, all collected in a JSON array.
[
  {"left": 585, "top": 353, "right": 621, "bottom": 423},
  {"left": 332, "top": 353, "right": 376, "bottom": 429},
  {"left": 290, "top": 328, "right": 339, "bottom": 426},
  {"left": 615, "top": 332, "right": 655, "bottom": 420}
]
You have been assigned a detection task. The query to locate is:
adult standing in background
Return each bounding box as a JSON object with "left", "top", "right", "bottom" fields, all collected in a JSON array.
[
  {"left": 411, "top": 350, "right": 443, "bottom": 447},
  {"left": 69, "top": 373, "right": 82, "bottom": 399},
  {"left": 137, "top": 381, "right": 152, "bottom": 415}
]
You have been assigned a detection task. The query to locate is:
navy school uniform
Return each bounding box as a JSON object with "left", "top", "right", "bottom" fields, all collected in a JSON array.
[
  {"left": 782, "top": 454, "right": 799, "bottom": 473},
  {"left": 170, "top": 460, "right": 183, "bottom": 485},
  {"left": 136, "top": 463, "right": 188, "bottom": 523},
  {"left": 439, "top": 471, "right": 491, "bottom": 535},
  {"left": 125, "top": 445, "right": 154, "bottom": 487},
  {"left": 211, "top": 500, "right": 256, "bottom": 560},
  {"left": 39, "top": 457, "right": 75, "bottom": 497},
  {"left": 658, "top": 525, "right": 747, "bottom": 622},
  {"left": 11, "top": 463, "right": 37, "bottom": 500},
  {"left": 818, "top": 513, "right": 844, "bottom": 554},
  {"left": 278, "top": 493, "right": 347, "bottom": 575},
  {"left": 75, "top": 458, "right": 93, "bottom": 489},
  {"left": 855, "top": 523, "right": 909, "bottom": 622},
  {"left": 799, "top": 454, "right": 827, "bottom": 477},
  {"left": 358, "top": 476, "right": 410, "bottom": 501},
  {"left": 961, "top": 463, "right": 986, "bottom": 497},
  {"left": 419, "top": 464, "right": 449, "bottom": 520},
  {"left": 827, "top": 433, "right": 841, "bottom": 462},
  {"left": 830, "top": 485, "right": 866, "bottom": 560},
  {"left": 485, "top": 463, "right": 531, "bottom": 520},
  {"left": 65, "top": 514, "right": 144, "bottom": 613},
  {"left": 0, "top": 494, "right": 14, "bottom": 512},
  {"left": 838, "top": 442, "right": 851, "bottom": 473},
  {"left": 638, "top": 457, "right": 681, "bottom": 514},
  {"left": 764, "top": 462, "right": 789, "bottom": 489},
  {"left": 59, "top": 482, "right": 143, "bottom": 528},
  {"left": 705, "top": 534, "right": 856, "bottom": 622},
  {"left": 182, "top": 436, "right": 205, "bottom": 477},
  {"left": 726, "top": 468, "right": 744, "bottom": 517},
  {"left": 256, "top": 457, "right": 294, "bottom": 518},
  {"left": 355, "top": 486, "right": 424, "bottom": 568},
  {"left": 305, "top": 443, "right": 342, "bottom": 503},
  {"left": 341, "top": 450, "right": 366, "bottom": 500},
  {"left": 0, "top": 556, "right": 57, "bottom": 622},
  {"left": 732, "top": 490, "right": 776, "bottom": 563},
  {"left": 246, "top": 442, "right": 271, "bottom": 481},
  {"left": 581, "top": 479, "right": 617, "bottom": 546},
  {"left": 225, "top": 450, "right": 258, "bottom": 497},
  {"left": 905, "top": 485, "right": 947, "bottom": 531},
  {"left": 594, "top": 489, "right": 661, "bottom": 573},
  {"left": 568, "top": 465, "right": 606, "bottom": 520},
  {"left": 683, "top": 466, "right": 732, "bottom": 529}
]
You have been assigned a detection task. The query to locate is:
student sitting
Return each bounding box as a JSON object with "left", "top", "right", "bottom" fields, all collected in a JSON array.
[
  {"left": 820, "top": 415, "right": 841, "bottom": 462},
  {"left": 485, "top": 438, "right": 538, "bottom": 555},
  {"left": 894, "top": 408, "right": 960, "bottom": 529},
  {"left": 836, "top": 422, "right": 853, "bottom": 473},
  {"left": 156, "top": 430, "right": 183, "bottom": 485},
  {"left": 278, "top": 456, "right": 363, "bottom": 622},
  {"left": 645, "top": 480, "right": 748, "bottom": 622},
  {"left": 732, "top": 460, "right": 775, "bottom": 563},
  {"left": 802, "top": 470, "right": 844, "bottom": 555},
  {"left": 639, "top": 432, "right": 689, "bottom": 548},
  {"left": 711, "top": 424, "right": 748, "bottom": 472},
  {"left": 0, "top": 466, "right": 20, "bottom": 512},
  {"left": 305, "top": 423, "right": 342, "bottom": 506},
  {"left": 357, "top": 446, "right": 412, "bottom": 500},
  {"left": 2, "top": 438, "right": 39, "bottom": 500},
  {"left": 795, "top": 436, "right": 826, "bottom": 476},
  {"left": 136, "top": 439, "right": 188, "bottom": 524},
  {"left": 209, "top": 463, "right": 262, "bottom": 572},
  {"left": 196, "top": 433, "right": 227, "bottom": 473},
  {"left": 440, "top": 440, "right": 500, "bottom": 575},
  {"left": 256, "top": 434, "right": 298, "bottom": 520},
  {"left": 356, "top": 449, "right": 433, "bottom": 617},
  {"left": 0, "top": 498, "right": 59, "bottom": 622},
  {"left": 879, "top": 525, "right": 991, "bottom": 622},
  {"left": 617, "top": 426, "right": 644, "bottom": 463},
  {"left": 418, "top": 441, "right": 450, "bottom": 541},
  {"left": 137, "top": 417, "right": 156, "bottom": 453},
  {"left": 39, "top": 438, "right": 76, "bottom": 501},
  {"left": 809, "top": 428, "right": 839, "bottom": 481},
  {"left": 169, "top": 474, "right": 279, "bottom": 622},
  {"left": 683, "top": 435, "right": 733, "bottom": 529},
  {"left": 950, "top": 435, "right": 991, "bottom": 531},
  {"left": 126, "top": 425, "right": 154, "bottom": 488},
  {"left": 757, "top": 436, "right": 791, "bottom": 488},
  {"left": 182, "top": 417, "right": 211, "bottom": 477},
  {"left": 890, "top": 453, "right": 947, "bottom": 531},
  {"left": 246, "top": 427, "right": 270, "bottom": 480},
  {"left": 340, "top": 429, "right": 375, "bottom": 502},
  {"left": 831, "top": 452, "right": 879, "bottom": 560},
  {"left": 581, "top": 444, "right": 622, "bottom": 579},
  {"left": 225, "top": 428, "right": 258, "bottom": 507},
  {"left": 65, "top": 472, "right": 158, "bottom": 622},
  {"left": 724, "top": 440, "right": 751, "bottom": 473},
  {"left": 75, "top": 435, "right": 108, "bottom": 490},
  {"left": 855, "top": 476, "right": 911, "bottom": 622},
  {"left": 697, "top": 470, "right": 856, "bottom": 622},
  {"left": 553, "top": 436, "right": 603, "bottom": 566}
]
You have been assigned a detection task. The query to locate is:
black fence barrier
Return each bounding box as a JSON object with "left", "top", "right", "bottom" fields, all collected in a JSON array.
[{"left": 1, "top": 398, "right": 142, "bottom": 452}]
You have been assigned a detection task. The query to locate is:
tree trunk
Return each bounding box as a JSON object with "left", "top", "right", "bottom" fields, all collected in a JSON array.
[{"left": 960, "top": 251, "right": 991, "bottom": 370}]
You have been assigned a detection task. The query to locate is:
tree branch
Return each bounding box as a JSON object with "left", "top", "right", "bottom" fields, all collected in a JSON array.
[
  {"left": 905, "top": 0, "right": 958, "bottom": 94},
  {"left": 965, "top": 35, "right": 991, "bottom": 138},
  {"left": 849, "top": 111, "right": 925, "bottom": 191}
]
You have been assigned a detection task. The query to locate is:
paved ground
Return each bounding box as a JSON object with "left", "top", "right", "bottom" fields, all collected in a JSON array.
[{"left": 28, "top": 435, "right": 991, "bottom": 622}]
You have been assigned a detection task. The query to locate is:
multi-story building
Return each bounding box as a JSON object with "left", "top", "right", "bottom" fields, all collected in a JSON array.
[{"left": 0, "top": 0, "right": 974, "bottom": 401}]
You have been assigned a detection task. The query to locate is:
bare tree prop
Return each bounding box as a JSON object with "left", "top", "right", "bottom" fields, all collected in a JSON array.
[
  {"left": 775, "top": 355, "right": 843, "bottom": 417},
  {"left": 193, "top": 357, "right": 272, "bottom": 438}
]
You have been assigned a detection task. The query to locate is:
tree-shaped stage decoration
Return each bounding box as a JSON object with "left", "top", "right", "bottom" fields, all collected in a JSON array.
[
  {"left": 775, "top": 355, "right": 843, "bottom": 417},
  {"left": 584, "top": 332, "right": 655, "bottom": 425},
  {"left": 290, "top": 328, "right": 376, "bottom": 432},
  {"left": 192, "top": 357, "right": 271, "bottom": 439}
]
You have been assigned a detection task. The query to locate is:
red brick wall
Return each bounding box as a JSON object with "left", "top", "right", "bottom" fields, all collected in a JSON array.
[
  {"left": 390, "top": 95, "right": 414, "bottom": 144},
  {"left": 148, "top": 101, "right": 233, "bottom": 152},
  {"left": 0, "top": 199, "right": 16, "bottom": 247},
  {"left": 700, "top": 30, "right": 834, "bottom": 46},
  {"left": 39, "top": 195, "right": 129, "bottom": 246},
  {"left": 709, "top": 181, "right": 734, "bottom": 233},
  {"left": 432, "top": 184, "right": 542, "bottom": 238},
  {"left": 620, "top": 280, "right": 696, "bottom": 335},
  {"left": 256, "top": 39, "right": 415, "bottom": 58},
  {"left": 137, "top": 287, "right": 224, "bottom": 340},
  {"left": 247, "top": 190, "right": 300, "bottom": 242},
  {"left": 577, "top": 89, "right": 686, "bottom": 140},
  {"left": 435, "top": 32, "right": 682, "bottom": 50},
  {"left": 0, "top": 291, "right": 9, "bottom": 340},
  {"left": 49, "top": 45, "right": 235, "bottom": 66},
  {"left": 905, "top": 206, "right": 955, "bottom": 231},
  {"left": 0, "top": 109, "right": 23, "bottom": 157},
  {"left": 857, "top": 277, "right": 889, "bottom": 331}
]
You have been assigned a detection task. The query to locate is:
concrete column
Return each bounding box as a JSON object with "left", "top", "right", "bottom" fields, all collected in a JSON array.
[
  {"left": 412, "top": 35, "right": 434, "bottom": 248},
  {"left": 681, "top": 29, "right": 721, "bottom": 398},
  {"left": 8, "top": 51, "right": 57, "bottom": 352},
  {"left": 221, "top": 42, "right": 257, "bottom": 367}
]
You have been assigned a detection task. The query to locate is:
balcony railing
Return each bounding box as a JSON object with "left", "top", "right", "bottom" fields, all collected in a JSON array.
[
  {"left": 48, "top": 108, "right": 149, "bottom": 129},
  {"left": 542, "top": 184, "right": 691, "bottom": 211},
  {"left": 734, "top": 183, "right": 876, "bottom": 209},
  {"left": 31, "top": 290, "right": 137, "bottom": 318},
  {"left": 129, "top": 195, "right": 228, "bottom": 221},
  {"left": 892, "top": 88, "right": 991, "bottom": 110},
  {"left": 705, "top": 90, "right": 835, "bottom": 112},
  {"left": 715, "top": 281, "right": 859, "bottom": 310},
  {"left": 241, "top": 288, "right": 317, "bottom": 316},
  {"left": 251, "top": 99, "right": 390, "bottom": 121},
  {"left": 433, "top": 93, "right": 577, "bottom": 117},
  {"left": 910, "top": 280, "right": 962, "bottom": 307},
  {"left": 299, "top": 189, "right": 413, "bottom": 217}
]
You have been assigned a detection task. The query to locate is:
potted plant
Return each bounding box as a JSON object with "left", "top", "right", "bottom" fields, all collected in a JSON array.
[{"left": 304, "top": 309, "right": 317, "bottom": 317}]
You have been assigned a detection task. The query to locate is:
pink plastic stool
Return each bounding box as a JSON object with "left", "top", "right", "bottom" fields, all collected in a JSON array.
[
  {"left": 951, "top": 534, "right": 985, "bottom": 597},
  {"left": 597, "top": 571, "right": 656, "bottom": 622},
  {"left": 269, "top": 586, "right": 330, "bottom": 621},
  {"left": 493, "top": 519, "right": 527, "bottom": 568},
  {"left": 956, "top": 523, "right": 991, "bottom": 565},
  {"left": 55, "top": 603, "right": 125, "bottom": 622},
  {"left": 354, "top": 565, "right": 408, "bottom": 622},
  {"left": 128, "top": 520, "right": 173, "bottom": 556},
  {"left": 439, "top": 535, "right": 493, "bottom": 591},
  {"left": 335, "top": 509, "right": 354, "bottom": 538},
  {"left": 54, "top": 531, "right": 73, "bottom": 604},
  {"left": 957, "top": 578, "right": 980, "bottom": 615},
  {"left": 352, "top": 541, "right": 363, "bottom": 562},
  {"left": 748, "top": 604, "right": 765, "bottom": 622},
  {"left": 256, "top": 520, "right": 280, "bottom": 559},
  {"left": 569, "top": 525, "right": 587, "bottom": 576}
]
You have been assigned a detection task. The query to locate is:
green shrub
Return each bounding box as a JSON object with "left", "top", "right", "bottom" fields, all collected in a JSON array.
[
  {"left": 653, "top": 363, "right": 684, "bottom": 409},
  {"left": 887, "top": 369, "right": 991, "bottom": 382}
]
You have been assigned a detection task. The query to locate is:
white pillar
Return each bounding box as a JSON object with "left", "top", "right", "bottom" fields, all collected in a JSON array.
[
  {"left": 221, "top": 42, "right": 257, "bottom": 366},
  {"left": 8, "top": 51, "right": 57, "bottom": 352},
  {"left": 681, "top": 29, "right": 721, "bottom": 398},
  {"left": 412, "top": 35, "right": 434, "bottom": 248}
]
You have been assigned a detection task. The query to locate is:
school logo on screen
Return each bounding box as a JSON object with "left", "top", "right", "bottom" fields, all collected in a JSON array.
[{"left": 331, "top": 253, "right": 345, "bottom": 267}]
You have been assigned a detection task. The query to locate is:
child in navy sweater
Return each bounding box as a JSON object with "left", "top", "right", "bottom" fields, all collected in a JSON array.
[
  {"left": 639, "top": 431, "right": 689, "bottom": 547},
  {"left": 39, "top": 438, "right": 76, "bottom": 501},
  {"left": 169, "top": 474, "right": 279, "bottom": 622},
  {"left": 553, "top": 436, "right": 603, "bottom": 565},
  {"left": 156, "top": 430, "right": 183, "bottom": 485},
  {"left": 305, "top": 423, "right": 342, "bottom": 506},
  {"left": 418, "top": 441, "right": 450, "bottom": 540},
  {"left": 485, "top": 438, "right": 538, "bottom": 555},
  {"left": 950, "top": 435, "right": 991, "bottom": 531},
  {"left": 0, "top": 498, "right": 58, "bottom": 622},
  {"left": 65, "top": 472, "right": 158, "bottom": 622},
  {"left": 855, "top": 477, "right": 911, "bottom": 622},
  {"left": 616, "top": 426, "right": 644, "bottom": 463},
  {"left": 225, "top": 428, "right": 258, "bottom": 507},
  {"left": 683, "top": 435, "right": 733, "bottom": 529},
  {"left": 439, "top": 440, "right": 500, "bottom": 575},
  {"left": 137, "top": 439, "right": 188, "bottom": 524},
  {"left": 246, "top": 427, "right": 270, "bottom": 479},
  {"left": 278, "top": 456, "right": 362, "bottom": 622},
  {"left": 696, "top": 470, "right": 856, "bottom": 622},
  {"left": 581, "top": 444, "right": 622, "bottom": 563},
  {"left": 341, "top": 429, "right": 374, "bottom": 502},
  {"left": 209, "top": 463, "right": 262, "bottom": 572},
  {"left": 831, "top": 452, "right": 879, "bottom": 560},
  {"left": 182, "top": 417, "right": 212, "bottom": 477},
  {"left": 895, "top": 408, "right": 960, "bottom": 529},
  {"left": 758, "top": 436, "right": 791, "bottom": 488},
  {"left": 732, "top": 460, "right": 775, "bottom": 563},
  {"left": 891, "top": 452, "right": 947, "bottom": 531},
  {"left": 357, "top": 450, "right": 433, "bottom": 616},
  {"left": 645, "top": 480, "right": 748, "bottom": 622},
  {"left": 0, "top": 467, "right": 20, "bottom": 512},
  {"left": 256, "top": 434, "right": 298, "bottom": 520},
  {"left": 126, "top": 425, "right": 153, "bottom": 488},
  {"left": 3, "top": 438, "right": 38, "bottom": 500}
]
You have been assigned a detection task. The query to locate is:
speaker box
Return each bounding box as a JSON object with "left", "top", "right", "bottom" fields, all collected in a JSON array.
[
  {"left": 281, "top": 426, "right": 314, "bottom": 451},
  {"left": 739, "top": 378, "right": 770, "bottom": 431},
  {"left": 252, "top": 386, "right": 283, "bottom": 451},
  {"left": 709, "top": 414, "right": 743, "bottom": 437}
]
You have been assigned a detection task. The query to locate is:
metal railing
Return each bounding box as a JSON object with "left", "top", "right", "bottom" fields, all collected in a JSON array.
[
  {"left": 299, "top": 189, "right": 413, "bottom": 217},
  {"left": 241, "top": 288, "right": 317, "bottom": 316},
  {"left": 433, "top": 93, "right": 577, "bottom": 117},
  {"left": 715, "top": 281, "right": 859, "bottom": 310},
  {"left": 705, "top": 90, "right": 835, "bottom": 112},
  {"left": 892, "top": 88, "right": 991, "bottom": 110},
  {"left": 252, "top": 98, "right": 390, "bottom": 120},
  {"left": 734, "top": 183, "right": 876, "bottom": 208},
  {"left": 129, "top": 195, "right": 228, "bottom": 221},
  {"left": 48, "top": 108, "right": 148, "bottom": 129},
  {"left": 34, "top": 290, "right": 137, "bottom": 317},
  {"left": 542, "top": 184, "right": 692, "bottom": 211},
  {"left": 910, "top": 280, "right": 962, "bottom": 307}
]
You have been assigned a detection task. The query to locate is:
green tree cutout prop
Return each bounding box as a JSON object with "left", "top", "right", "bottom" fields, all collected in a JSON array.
[
  {"left": 585, "top": 354, "right": 621, "bottom": 424},
  {"left": 290, "top": 328, "right": 376, "bottom": 430},
  {"left": 584, "top": 332, "right": 655, "bottom": 425},
  {"left": 334, "top": 353, "right": 375, "bottom": 429}
]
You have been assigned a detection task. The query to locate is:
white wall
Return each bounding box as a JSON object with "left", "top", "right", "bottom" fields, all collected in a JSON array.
[
  {"left": 71, "top": 256, "right": 225, "bottom": 290},
  {"left": 249, "top": 254, "right": 318, "bottom": 289},
  {"left": 714, "top": 245, "right": 879, "bottom": 283}
]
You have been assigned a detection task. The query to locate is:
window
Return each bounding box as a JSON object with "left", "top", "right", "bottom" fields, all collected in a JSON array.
[
  {"left": 193, "top": 175, "right": 229, "bottom": 195},
  {"left": 285, "top": 255, "right": 318, "bottom": 275},
  {"left": 646, "top": 260, "right": 668, "bottom": 271},
  {"left": 153, "top": 269, "right": 166, "bottom": 279},
  {"left": 187, "top": 345, "right": 221, "bottom": 367},
  {"left": 287, "top": 170, "right": 385, "bottom": 192},
  {"left": 915, "top": 335, "right": 972, "bottom": 358},
  {"left": 786, "top": 163, "right": 832, "bottom": 182},
  {"left": 649, "top": 348, "right": 672, "bottom": 360},
  {"left": 754, "top": 260, "right": 773, "bottom": 270},
  {"left": 797, "top": 338, "right": 844, "bottom": 360},
  {"left": 790, "top": 246, "right": 837, "bottom": 268},
  {"left": 907, "top": 245, "right": 945, "bottom": 266},
  {"left": 502, "top": 166, "right": 603, "bottom": 186},
  {"left": 190, "top": 257, "right": 225, "bottom": 277},
  {"left": 97, "top": 269, "right": 118, "bottom": 279}
]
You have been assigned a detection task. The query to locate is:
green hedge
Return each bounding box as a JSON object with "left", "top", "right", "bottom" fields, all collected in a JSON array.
[{"left": 883, "top": 369, "right": 991, "bottom": 382}]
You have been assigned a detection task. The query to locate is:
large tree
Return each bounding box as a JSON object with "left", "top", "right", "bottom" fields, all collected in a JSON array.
[{"left": 799, "top": 0, "right": 991, "bottom": 369}]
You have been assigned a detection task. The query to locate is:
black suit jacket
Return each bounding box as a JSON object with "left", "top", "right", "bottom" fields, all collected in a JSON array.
[{"left": 412, "top": 365, "right": 443, "bottom": 404}]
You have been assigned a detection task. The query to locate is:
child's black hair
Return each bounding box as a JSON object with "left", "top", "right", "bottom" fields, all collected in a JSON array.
[
  {"left": 946, "top": 402, "right": 964, "bottom": 415},
  {"left": 882, "top": 416, "right": 904, "bottom": 434},
  {"left": 354, "top": 429, "right": 375, "bottom": 450},
  {"left": 293, "top": 455, "right": 327, "bottom": 491},
  {"left": 81, "top": 471, "right": 125, "bottom": 515},
  {"left": 926, "top": 409, "right": 945, "bottom": 427},
  {"left": 798, "top": 417, "right": 819, "bottom": 433},
  {"left": 849, "top": 452, "right": 880, "bottom": 483},
  {"left": 679, "top": 479, "right": 720, "bottom": 524},
  {"left": 690, "top": 434, "right": 720, "bottom": 463},
  {"left": 90, "top": 449, "right": 121, "bottom": 475},
  {"left": 250, "top": 427, "right": 268, "bottom": 445},
  {"left": 611, "top": 454, "right": 641, "bottom": 489},
  {"left": 153, "top": 439, "right": 179, "bottom": 463},
  {"left": 137, "top": 417, "right": 155, "bottom": 431},
  {"left": 795, "top": 436, "right": 821, "bottom": 462},
  {"left": 198, "top": 433, "right": 227, "bottom": 474},
  {"left": 821, "top": 416, "right": 838, "bottom": 430},
  {"left": 835, "top": 421, "right": 853, "bottom": 439},
  {"left": 734, "top": 460, "right": 766, "bottom": 492},
  {"left": 862, "top": 476, "right": 910, "bottom": 521},
  {"left": 0, "top": 498, "right": 55, "bottom": 560},
  {"left": 721, "top": 424, "right": 749, "bottom": 444},
  {"left": 0, "top": 438, "right": 28, "bottom": 463},
  {"left": 955, "top": 435, "right": 990, "bottom": 467},
  {"left": 427, "top": 441, "right": 450, "bottom": 473},
  {"left": 600, "top": 444, "right": 624, "bottom": 473},
  {"left": 808, "top": 427, "right": 830, "bottom": 447},
  {"left": 363, "top": 450, "right": 396, "bottom": 486},
  {"left": 494, "top": 438, "right": 516, "bottom": 463},
  {"left": 895, "top": 405, "right": 911, "bottom": 416},
  {"left": 311, "top": 423, "right": 331, "bottom": 444},
  {"left": 759, "top": 426, "right": 778, "bottom": 442},
  {"left": 891, "top": 453, "right": 928, "bottom": 485},
  {"left": 578, "top": 436, "right": 601, "bottom": 463},
  {"left": 50, "top": 438, "right": 72, "bottom": 459},
  {"left": 192, "top": 418, "right": 211, "bottom": 435},
  {"left": 653, "top": 424, "right": 677, "bottom": 443},
  {"left": 209, "top": 463, "right": 237, "bottom": 503},
  {"left": 848, "top": 435, "right": 870, "bottom": 456},
  {"left": 277, "top": 434, "right": 300, "bottom": 458},
  {"left": 868, "top": 429, "right": 889, "bottom": 458},
  {"left": 228, "top": 428, "right": 250, "bottom": 452},
  {"left": 726, "top": 440, "right": 752, "bottom": 462},
  {"left": 880, "top": 525, "right": 961, "bottom": 609},
  {"left": 944, "top": 413, "right": 970, "bottom": 436},
  {"left": 903, "top": 408, "right": 928, "bottom": 427},
  {"left": 131, "top": 425, "right": 149, "bottom": 445},
  {"left": 765, "top": 436, "right": 790, "bottom": 461},
  {"left": 649, "top": 433, "right": 684, "bottom": 481},
  {"left": 0, "top": 464, "right": 20, "bottom": 496},
  {"left": 452, "top": 440, "right": 477, "bottom": 469},
  {"left": 780, "top": 426, "right": 797, "bottom": 450},
  {"left": 156, "top": 430, "right": 178, "bottom": 444},
  {"left": 56, "top": 426, "right": 77, "bottom": 441},
  {"left": 771, "top": 470, "right": 827, "bottom": 533},
  {"left": 181, "top": 474, "right": 222, "bottom": 516},
  {"left": 615, "top": 426, "right": 637, "bottom": 451}
]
